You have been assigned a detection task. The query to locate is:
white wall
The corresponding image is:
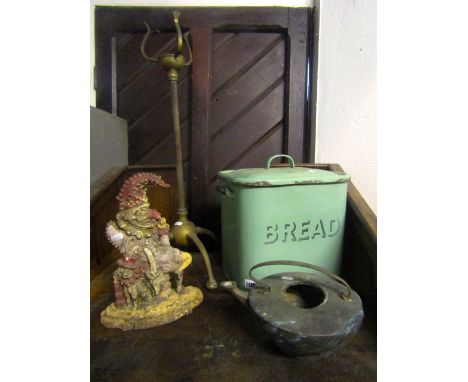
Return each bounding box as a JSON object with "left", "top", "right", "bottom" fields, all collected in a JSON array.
[
  {"left": 314, "top": 0, "right": 377, "bottom": 212},
  {"left": 90, "top": 0, "right": 377, "bottom": 212}
]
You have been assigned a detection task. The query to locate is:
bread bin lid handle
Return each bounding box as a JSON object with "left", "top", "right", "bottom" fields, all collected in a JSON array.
[{"left": 266, "top": 154, "right": 295, "bottom": 169}]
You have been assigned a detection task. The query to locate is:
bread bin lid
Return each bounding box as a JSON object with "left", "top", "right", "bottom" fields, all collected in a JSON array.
[{"left": 218, "top": 155, "right": 351, "bottom": 187}]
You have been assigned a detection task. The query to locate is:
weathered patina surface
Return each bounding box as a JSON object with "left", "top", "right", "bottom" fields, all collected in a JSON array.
[{"left": 220, "top": 260, "right": 364, "bottom": 360}]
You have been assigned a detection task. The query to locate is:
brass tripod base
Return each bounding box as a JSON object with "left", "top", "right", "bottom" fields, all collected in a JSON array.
[{"left": 170, "top": 218, "right": 218, "bottom": 290}]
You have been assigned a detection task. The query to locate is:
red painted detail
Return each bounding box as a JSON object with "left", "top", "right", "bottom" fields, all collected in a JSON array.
[
  {"left": 159, "top": 228, "right": 169, "bottom": 236},
  {"left": 148, "top": 209, "right": 161, "bottom": 219},
  {"left": 116, "top": 172, "right": 170, "bottom": 211}
]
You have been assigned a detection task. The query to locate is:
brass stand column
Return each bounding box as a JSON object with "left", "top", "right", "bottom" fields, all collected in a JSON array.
[
  {"left": 167, "top": 69, "right": 187, "bottom": 218},
  {"left": 141, "top": 11, "right": 217, "bottom": 289}
]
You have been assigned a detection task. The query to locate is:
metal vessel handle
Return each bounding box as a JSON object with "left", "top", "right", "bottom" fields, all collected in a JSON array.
[
  {"left": 266, "top": 154, "right": 295, "bottom": 169},
  {"left": 248, "top": 260, "right": 353, "bottom": 301}
]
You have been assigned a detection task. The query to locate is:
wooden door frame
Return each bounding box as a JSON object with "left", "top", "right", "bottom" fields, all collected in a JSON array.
[{"left": 94, "top": 6, "right": 315, "bottom": 220}]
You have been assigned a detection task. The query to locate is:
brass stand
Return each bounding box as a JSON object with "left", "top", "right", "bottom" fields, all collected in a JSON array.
[{"left": 141, "top": 11, "right": 217, "bottom": 289}]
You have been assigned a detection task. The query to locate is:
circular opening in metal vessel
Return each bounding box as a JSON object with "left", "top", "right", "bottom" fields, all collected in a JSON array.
[{"left": 284, "top": 283, "right": 325, "bottom": 309}]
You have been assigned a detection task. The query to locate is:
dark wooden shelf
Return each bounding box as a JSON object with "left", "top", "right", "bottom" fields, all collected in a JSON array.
[{"left": 91, "top": 253, "right": 376, "bottom": 382}]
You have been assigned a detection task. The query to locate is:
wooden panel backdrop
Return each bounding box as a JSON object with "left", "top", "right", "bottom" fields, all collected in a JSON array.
[{"left": 95, "top": 7, "right": 312, "bottom": 228}]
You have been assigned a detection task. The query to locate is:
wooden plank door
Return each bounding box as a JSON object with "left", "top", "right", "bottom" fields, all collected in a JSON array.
[
  {"left": 95, "top": 7, "right": 312, "bottom": 227},
  {"left": 194, "top": 30, "right": 287, "bottom": 225}
]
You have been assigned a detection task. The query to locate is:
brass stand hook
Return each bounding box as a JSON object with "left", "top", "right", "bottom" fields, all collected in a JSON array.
[
  {"left": 140, "top": 15, "right": 192, "bottom": 67},
  {"left": 140, "top": 22, "right": 160, "bottom": 62}
]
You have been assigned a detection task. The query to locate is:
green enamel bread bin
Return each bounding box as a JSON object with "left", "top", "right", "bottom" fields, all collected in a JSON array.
[{"left": 218, "top": 154, "right": 351, "bottom": 290}]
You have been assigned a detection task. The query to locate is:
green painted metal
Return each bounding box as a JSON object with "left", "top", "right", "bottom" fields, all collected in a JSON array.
[
  {"left": 219, "top": 155, "right": 350, "bottom": 187},
  {"left": 218, "top": 155, "right": 350, "bottom": 290}
]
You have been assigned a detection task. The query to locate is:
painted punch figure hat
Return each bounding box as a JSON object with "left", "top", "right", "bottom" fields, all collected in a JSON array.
[{"left": 115, "top": 172, "right": 170, "bottom": 239}]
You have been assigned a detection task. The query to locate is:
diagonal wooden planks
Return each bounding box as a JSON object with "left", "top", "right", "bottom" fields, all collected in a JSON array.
[
  {"left": 96, "top": 6, "right": 312, "bottom": 233},
  {"left": 209, "top": 79, "right": 285, "bottom": 179},
  {"left": 202, "top": 31, "right": 287, "bottom": 216},
  {"left": 116, "top": 30, "right": 288, "bottom": 217},
  {"left": 117, "top": 33, "right": 175, "bottom": 92},
  {"left": 209, "top": 34, "right": 285, "bottom": 137},
  {"left": 211, "top": 32, "right": 283, "bottom": 95},
  {"left": 116, "top": 32, "right": 191, "bottom": 167},
  {"left": 209, "top": 31, "right": 286, "bottom": 175},
  {"left": 127, "top": 76, "right": 190, "bottom": 164}
]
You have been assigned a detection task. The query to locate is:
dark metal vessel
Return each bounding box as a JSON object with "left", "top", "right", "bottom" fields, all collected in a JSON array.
[{"left": 221, "top": 261, "right": 364, "bottom": 360}]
